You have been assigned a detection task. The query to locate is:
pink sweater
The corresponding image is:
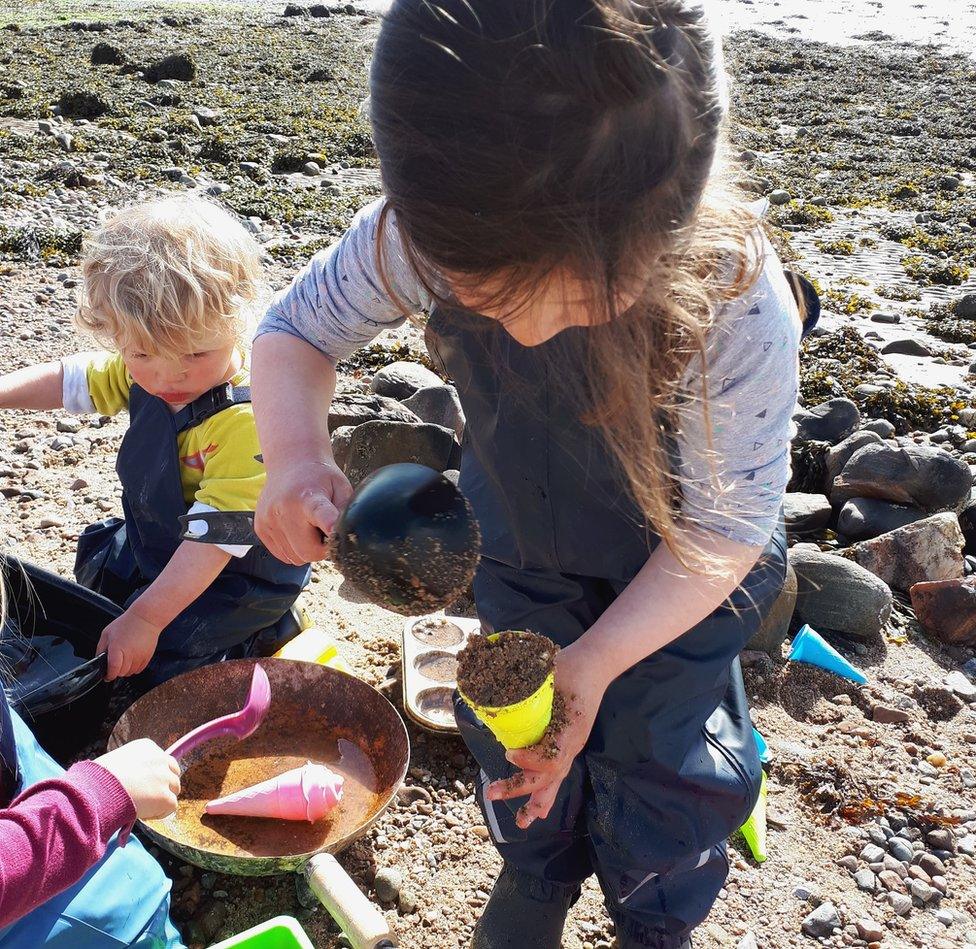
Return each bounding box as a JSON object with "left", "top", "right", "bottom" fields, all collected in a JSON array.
[{"left": 0, "top": 761, "right": 136, "bottom": 928}]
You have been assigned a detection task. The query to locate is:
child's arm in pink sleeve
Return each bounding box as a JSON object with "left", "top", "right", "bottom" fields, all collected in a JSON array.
[{"left": 0, "top": 761, "right": 136, "bottom": 928}]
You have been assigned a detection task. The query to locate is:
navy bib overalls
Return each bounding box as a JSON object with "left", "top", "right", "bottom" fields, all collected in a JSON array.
[
  {"left": 75, "top": 382, "right": 310, "bottom": 686},
  {"left": 0, "top": 690, "right": 183, "bottom": 947},
  {"left": 427, "top": 306, "right": 787, "bottom": 947}
]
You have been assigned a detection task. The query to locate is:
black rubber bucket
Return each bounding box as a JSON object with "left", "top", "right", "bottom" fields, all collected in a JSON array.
[{"left": 1, "top": 557, "right": 119, "bottom": 760}]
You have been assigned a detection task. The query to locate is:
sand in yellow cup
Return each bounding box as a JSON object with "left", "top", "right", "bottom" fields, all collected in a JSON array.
[{"left": 458, "top": 634, "right": 555, "bottom": 749}]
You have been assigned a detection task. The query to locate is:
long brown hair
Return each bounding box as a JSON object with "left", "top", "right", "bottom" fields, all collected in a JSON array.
[{"left": 371, "top": 0, "right": 763, "bottom": 569}]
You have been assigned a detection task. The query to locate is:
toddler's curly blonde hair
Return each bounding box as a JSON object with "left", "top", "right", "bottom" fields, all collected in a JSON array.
[{"left": 77, "top": 197, "right": 263, "bottom": 359}]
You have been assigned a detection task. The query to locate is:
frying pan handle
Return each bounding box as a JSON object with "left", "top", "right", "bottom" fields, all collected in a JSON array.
[{"left": 304, "top": 853, "right": 397, "bottom": 949}]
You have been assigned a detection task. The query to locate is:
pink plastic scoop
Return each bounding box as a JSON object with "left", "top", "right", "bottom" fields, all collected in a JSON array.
[
  {"left": 166, "top": 664, "right": 272, "bottom": 761},
  {"left": 205, "top": 762, "right": 344, "bottom": 822}
]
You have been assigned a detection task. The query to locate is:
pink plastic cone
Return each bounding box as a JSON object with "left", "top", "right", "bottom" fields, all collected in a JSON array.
[{"left": 205, "top": 763, "right": 343, "bottom": 822}]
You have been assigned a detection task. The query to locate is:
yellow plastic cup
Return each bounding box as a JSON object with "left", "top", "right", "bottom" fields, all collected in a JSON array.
[
  {"left": 458, "top": 634, "right": 555, "bottom": 749},
  {"left": 739, "top": 770, "right": 768, "bottom": 863},
  {"left": 273, "top": 627, "right": 352, "bottom": 675}
]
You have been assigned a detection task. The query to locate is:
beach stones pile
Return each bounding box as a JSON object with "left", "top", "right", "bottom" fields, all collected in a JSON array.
[
  {"left": 330, "top": 360, "right": 465, "bottom": 486},
  {"left": 753, "top": 393, "right": 976, "bottom": 660},
  {"left": 835, "top": 819, "right": 976, "bottom": 933}
]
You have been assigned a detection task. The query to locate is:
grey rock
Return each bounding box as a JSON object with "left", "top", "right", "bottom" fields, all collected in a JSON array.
[
  {"left": 144, "top": 52, "right": 197, "bottom": 83},
  {"left": 939, "top": 175, "right": 961, "bottom": 191},
  {"left": 801, "top": 902, "right": 841, "bottom": 938},
  {"left": 783, "top": 493, "right": 832, "bottom": 534},
  {"left": 955, "top": 294, "right": 976, "bottom": 320},
  {"left": 302, "top": 161, "right": 321, "bottom": 176},
  {"left": 790, "top": 546, "right": 893, "bottom": 641},
  {"left": 397, "top": 888, "right": 418, "bottom": 915},
  {"left": 860, "top": 843, "right": 886, "bottom": 863},
  {"left": 881, "top": 338, "right": 933, "bottom": 357},
  {"left": 945, "top": 670, "right": 976, "bottom": 702},
  {"left": 888, "top": 892, "right": 912, "bottom": 915},
  {"left": 373, "top": 867, "right": 402, "bottom": 903},
  {"left": 855, "top": 917, "right": 883, "bottom": 942},
  {"left": 192, "top": 106, "right": 220, "bottom": 126},
  {"left": 90, "top": 42, "right": 126, "bottom": 66},
  {"left": 926, "top": 829, "right": 955, "bottom": 853},
  {"left": 344, "top": 420, "right": 456, "bottom": 485},
  {"left": 768, "top": 189, "right": 793, "bottom": 205},
  {"left": 794, "top": 398, "right": 861, "bottom": 445},
  {"left": 862, "top": 419, "right": 897, "bottom": 438},
  {"left": 402, "top": 385, "right": 465, "bottom": 439},
  {"left": 330, "top": 425, "right": 355, "bottom": 471},
  {"left": 871, "top": 312, "right": 901, "bottom": 324},
  {"left": 56, "top": 417, "right": 82, "bottom": 434},
  {"left": 744, "top": 563, "right": 797, "bottom": 656},
  {"left": 854, "top": 868, "right": 877, "bottom": 892},
  {"left": 442, "top": 469, "right": 460, "bottom": 486},
  {"left": 370, "top": 361, "right": 444, "bottom": 401},
  {"left": 917, "top": 853, "right": 947, "bottom": 878},
  {"left": 851, "top": 513, "right": 964, "bottom": 592},
  {"left": 826, "top": 431, "right": 884, "bottom": 485},
  {"left": 329, "top": 392, "right": 420, "bottom": 430},
  {"left": 832, "top": 443, "right": 972, "bottom": 514},
  {"left": 909, "top": 879, "right": 939, "bottom": 903},
  {"left": 889, "top": 838, "right": 914, "bottom": 862},
  {"left": 838, "top": 497, "right": 926, "bottom": 542}
]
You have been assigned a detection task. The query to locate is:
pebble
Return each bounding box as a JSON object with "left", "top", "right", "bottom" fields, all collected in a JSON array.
[
  {"left": 56, "top": 417, "right": 82, "bottom": 433},
  {"left": 854, "top": 869, "right": 876, "bottom": 892},
  {"left": 768, "top": 189, "right": 793, "bottom": 205},
  {"left": 38, "top": 516, "right": 64, "bottom": 529},
  {"left": 860, "top": 843, "right": 886, "bottom": 863},
  {"left": 373, "top": 867, "right": 402, "bottom": 903},
  {"left": 856, "top": 918, "right": 883, "bottom": 942},
  {"left": 888, "top": 837, "right": 914, "bottom": 862},
  {"left": 397, "top": 888, "right": 418, "bottom": 914},
  {"left": 945, "top": 670, "right": 976, "bottom": 702},
  {"left": 926, "top": 751, "right": 947, "bottom": 768},
  {"left": 801, "top": 902, "right": 841, "bottom": 938},
  {"left": 888, "top": 892, "right": 912, "bottom": 915},
  {"left": 926, "top": 829, "right": 955, "bottom": 853}
]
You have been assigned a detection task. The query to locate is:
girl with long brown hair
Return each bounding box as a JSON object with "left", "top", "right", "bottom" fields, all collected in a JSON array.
[{"left": 252, "top": 1, "right": 804, "bottom": 945}]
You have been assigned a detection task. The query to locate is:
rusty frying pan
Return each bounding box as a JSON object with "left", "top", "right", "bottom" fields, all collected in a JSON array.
[{"left": 109, "top": 659, "right": 409, "bottom": 949}]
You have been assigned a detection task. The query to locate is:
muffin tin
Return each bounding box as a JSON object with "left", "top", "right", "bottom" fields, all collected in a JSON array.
[{"left": 401, "top": 614, "right": 481, "bottom": 733}]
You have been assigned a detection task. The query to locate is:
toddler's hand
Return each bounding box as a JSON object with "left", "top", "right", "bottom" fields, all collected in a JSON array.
[
  {"left": 255, "top": 459, "right": 353, "bottom": 565},
  {"left": 94, "top": 739, "right": 180, "bottom": 820},
  {"left": 96, "top": 610, "right": 162, "bottom": 681}
]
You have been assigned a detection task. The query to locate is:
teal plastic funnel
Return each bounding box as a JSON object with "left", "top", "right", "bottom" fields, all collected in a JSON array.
[{"left": 788, "top": 625, "right": 867, "bottom": 685}]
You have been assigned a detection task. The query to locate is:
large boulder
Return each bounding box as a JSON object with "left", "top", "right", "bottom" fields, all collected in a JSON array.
[
  {"left": 783, "top": 493, "right": 832, "bottom": 535},
  {"left": 329, "top": 392, "right": 420, "bottom": 430},
  {"left": 837, "top": 498, "right": 927, "bottom": 542},
  {"left": 910, "top": 578, "right": 976, "bottom": 646},
  {"left": 370, "top": 361, "right": 443, "bottom": 401},
  {"left": 958, "top": 496, "right": 976, "bottom": 552},
  {"left": 744, "top": 563, "right": 797, "bottom": 656},
  {"left": 789, "top": 546, "right": 892, "bottom": 642},
  {"left": 832, "top": 443, "right": 971, "bottom": 514},
  {"left": 851, "top": 513, "right": 964, "bottom": 592},
  {"left": 825, "top": 431, "right": 882, "bottom": 485},
  {"left": 344, "top": 420, "right": 456, "bottom": 485},
  {"left": 402, "top": 385, "right": 465, "bottom": 439},
  {"left": 144, "top": 53, "right": 197, "bottom": 83},
  {"left": 794, "top": 398, "right": 860, "bottom": 445}
]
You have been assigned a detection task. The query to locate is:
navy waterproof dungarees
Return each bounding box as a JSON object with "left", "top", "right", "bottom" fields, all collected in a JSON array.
[
  {"left": 0, "top": 690, "right": 183, "bottom": 947},
  {"left": 426, "top": 308, "right": 787, "bottom": 947},
  {"left": 75, "top": 383, "right": 310, "bottom": 686}
]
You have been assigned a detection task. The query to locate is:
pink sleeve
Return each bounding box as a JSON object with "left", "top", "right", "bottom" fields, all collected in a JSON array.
[{"left": 0, "top": 761, "right": 136, "bottom": 928}]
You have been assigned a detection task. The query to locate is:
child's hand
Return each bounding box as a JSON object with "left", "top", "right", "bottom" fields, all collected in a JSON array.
[
  {"left": 255, "top": 459, "right": 353, "bottom": 565},
  {"left": 96, "top": 610, "right": 163, "bottom": 681},
  {"left": 486, "top": 642, "right": 608, "bottom": 829},
  {"left": 94, "top": 739, "right": 181, "bottom": 820}
]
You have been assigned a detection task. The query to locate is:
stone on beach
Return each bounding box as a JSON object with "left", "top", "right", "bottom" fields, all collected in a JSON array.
[
  {"left": 832, "top": 443, "right": 972, "bottom": 514},
  {"left": 328, "top": 391, "right": 420, "bottom": 430},
  {"left": 789, "top": 546, "right": 892, "bottom": 641},
  {"left": 837, "top": 497, "right": 927, "bottom": 542},
  {"left": 745, "top": 563, "right": 797, "bottom": 656},
  {"left": 793, "top": 398, "right": 860, "bottom": 445},
  {"left": 851, "top": 513, "right": 964, "bottom": 592},
  {"left": 825, "top": 430, "right": 883, "bottom": 485},
  {"left": 910, "top": 577, "right": 976, "bottom": 646},
  {"left": 402, "top": 385, "right": 465, "bottom": 439},
  {"left": 344, "top": 420, "right": 456, "bottom": 485},
  {"left": 783, "top": 493, "right": 832, "bottom": 534},
  {"left": 370, "top": 361, "right": 444, "bottom": 401}
]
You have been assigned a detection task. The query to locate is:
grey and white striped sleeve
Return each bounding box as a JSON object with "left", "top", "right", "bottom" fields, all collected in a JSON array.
[
  {"left": 674, "top": 239, "right": 801, "bottom": 548},
  {"left": 255, "top": 198, "right": 432, "bottom": 360}
]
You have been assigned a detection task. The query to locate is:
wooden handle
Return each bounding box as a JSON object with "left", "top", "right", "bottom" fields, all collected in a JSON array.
[{"left": 304, "top": 853, "right": 397, "bottom": 949}]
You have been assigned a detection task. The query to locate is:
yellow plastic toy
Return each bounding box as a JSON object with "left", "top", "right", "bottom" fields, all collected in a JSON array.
[
  {"left": 458, "top": 634, "right": 555, "bottom": 749},
  {"left": 739, "top": 770, "right": 768, "bottom": 863},
  {"left": 273, "top": 627, "right": 352, "bottom": 674}
]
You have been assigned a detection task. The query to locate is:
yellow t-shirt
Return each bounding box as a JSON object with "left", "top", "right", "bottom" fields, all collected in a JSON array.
[{"left": 71, "top": 352, "right": 264, "bottom": 512}]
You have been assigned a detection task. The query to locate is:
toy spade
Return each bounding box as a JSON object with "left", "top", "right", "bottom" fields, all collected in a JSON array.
[
  {"left": 167, "top": 664, "right": 271, "bottom": 761},
  {"left": 739, "top": 770, "right": 768, "bottom": 863},
  {"left": 180, "top": 463, "right": 481, "bottom": 615}
]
